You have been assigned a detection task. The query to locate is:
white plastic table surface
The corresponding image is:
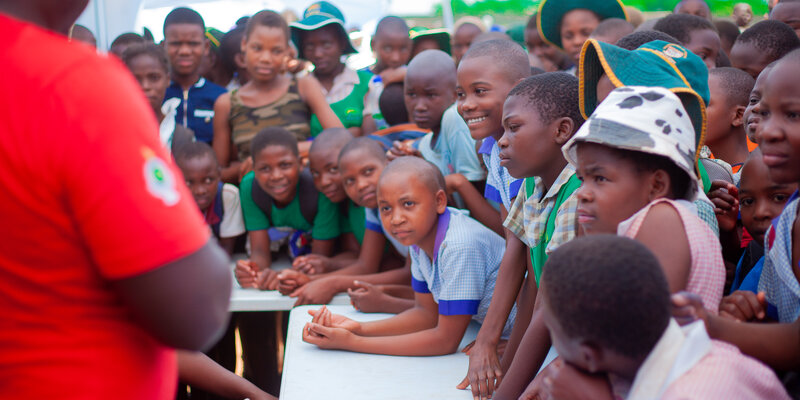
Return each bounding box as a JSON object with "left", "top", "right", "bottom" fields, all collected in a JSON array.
[
  {"left": 229, "top": 285, "right": 350, "bottom": 312},
  {"left": 280, "top": 305, "right": 477, "bottom": 399}
]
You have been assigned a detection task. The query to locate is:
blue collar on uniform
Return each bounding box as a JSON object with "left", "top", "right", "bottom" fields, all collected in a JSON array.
[
  {"left": 410, "top": 207, "right": 451, "bottom": 263},
  {"left": 478, "top": 136, "right": 496, "bottom": 155}
]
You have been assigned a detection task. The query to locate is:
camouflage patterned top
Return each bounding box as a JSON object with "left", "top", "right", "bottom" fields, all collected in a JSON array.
[{"left": 229, "top": 78, "right": 311, "bottom": 161}]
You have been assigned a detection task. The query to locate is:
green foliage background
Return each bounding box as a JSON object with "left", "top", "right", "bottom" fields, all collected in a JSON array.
[{"left": 434, "top": 0, "right": 768, "bottom": 18}]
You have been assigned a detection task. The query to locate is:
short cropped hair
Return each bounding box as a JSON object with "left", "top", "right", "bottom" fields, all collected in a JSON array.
[
  {"left": 507, "top": 72, "right": 584, "bottom": 127},
  {"left": 526, "top": 13, "right": 538, "bottom": 30},
  {"left": 462, "top": 39, "right": 531, "bottom": 84},
  {"left": 713, "top": 19, "right": 740, "bottom": 46},
  {"left": 245, "top": 10, "right": 289, "bottom": 42},
  {"left": 592, "top": 18, "right": 635, "bottom": 39},
  {"left": 163, "top": 7, "right": 205, "bottom": 35},
  {"left": 251, "top": 127, "right": 299, "bottom": 160},
  {"left": 379, "top": 82, "right": 409, "bottom": 126},
  {"left": 615, "top": 30, "right": 680, "bottom": 50},
  {"left": 220, "top": 27, "right": 246, "bottom": 73},
  {"left": 380, "top": 156, "right": 445, "bottom": 194},
  {"left": 338, "top": 137, "right": 386, "bottom": 164},
  {"left": 542, "top": 234, "right": 671, "bottom": 359},
  {"left": 173, "top": 140, "right": 217, "bottom": 165},
  {"left": 374, "top": 16, "right": 409, "bottom": 38},
  {"left": 111, "top": 32, "right": 144, "bottom": 49},
  {"left": 653, "top": 13, "right": 716, "bottom": 45},
  {"left": 710, "top": 67, "right": 755, "bottom": 107},
  {"left": 310, "top": 128, "right": 353, "bottom": 156},
  {"left": 735, "top": 20, "right": 800, "bottom": 62},
  {"left": 122, "top": 42, "right": 169, "bottom": 73}
]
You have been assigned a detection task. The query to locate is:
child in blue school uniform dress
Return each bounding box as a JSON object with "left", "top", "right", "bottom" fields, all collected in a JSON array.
[{"left": 303, "top": 156, "right": 514, "bottom": 356}]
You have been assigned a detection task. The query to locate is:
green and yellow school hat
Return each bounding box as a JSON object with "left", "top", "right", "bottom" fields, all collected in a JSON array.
[
  {"left": 290, "top": 1, "right": 357, "bottom": 60},
  {"left": 537, "top": 0, "right": 627, "bottom": 50},
  {"left": 409, "top": 27, "right": 452, "bottom": 55},
  {"left": 579, "top": 39, "right": 710, "bottom": 161}
]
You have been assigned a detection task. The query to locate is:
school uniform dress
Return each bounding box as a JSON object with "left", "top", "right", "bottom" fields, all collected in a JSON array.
[
  {"left": 759, "top": 191, "right": 800, "bottom": 322},
  {"left": 618, "top": 198, "right": 726, "bottom": 314},
  {"left": 0, "top": 14, "right": 210, "bottom": 399},
  {"left": 479, "top": 136, "right": 523, "bottom": 211},
  {"left": 614, "top": 320, "right": 789, "bottom": 400},
  {"left": 504, "top": 165, "right": 581, "bottom": 283},
  {"left": 310, "top": 67, "right": 370, "bottom": 136},
  {"left": 417, "top": 105, "right": 485, "bottom": 182},
  {"left": 410, "top": 208, "right": 515, "bottom": 337},
  {"left": 164, "top": 77, "right": 226, "bottom": 144}
]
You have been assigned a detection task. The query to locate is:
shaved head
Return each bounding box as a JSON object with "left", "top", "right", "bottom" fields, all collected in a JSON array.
[
  {"left": 462, "top": 39, "right": 530, "bottom": 83},
  {"left": 674, "top": 0, "right": 711, "bottom": 20},
  {"left": 310, "top": 128, "right": 353, "bottom": 156},
  {"left": 380, "top": 156, "right": 445, "bottom": 194},
  {"left": 406, "top": 49, "right": 457, "bottom": 88},
  {"left": 338, "top": 137, "right": 386, "bottom": 165},
  {"left": 375, "top": 16, "right": 409, "bottom": 38}
]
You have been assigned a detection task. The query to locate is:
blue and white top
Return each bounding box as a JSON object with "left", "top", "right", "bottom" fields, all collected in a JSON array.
[
  {"left": 410, "top": 207, "right": 515, "bottom": 337},
  {"left": 479, "top": 136, "right": 523, "bottom": 211},
  {"left": 365, "top": 207, "right": 409, "bottom": 256}
]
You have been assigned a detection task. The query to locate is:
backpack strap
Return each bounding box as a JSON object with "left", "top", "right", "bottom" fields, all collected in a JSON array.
[
  {"left": 297, "top": 169, "right": 319, "bottom": 225},
  {"left": 250, "top": 174, "right": 274, "bottom": 224}
]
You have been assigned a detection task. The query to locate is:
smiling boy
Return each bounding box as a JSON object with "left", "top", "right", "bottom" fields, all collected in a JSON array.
[{"left": 163, "top": 7, "right": 226, "bottom": 144}]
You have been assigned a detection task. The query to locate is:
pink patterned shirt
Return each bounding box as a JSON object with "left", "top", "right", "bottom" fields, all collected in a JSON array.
[{"left": 618, "top": 198, "right": 726, "bottom": 313}]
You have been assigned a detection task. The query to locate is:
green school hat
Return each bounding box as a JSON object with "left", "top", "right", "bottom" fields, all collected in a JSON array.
[
  {"left": 505, "top": 24, "right": 526, "bottom": 48},
  {"left": 289, "top": 1, "right": 358, "bottom": 60},
  {"left": 579, "top": 39, "right": 710, "bottom": 161},
  {"left": 409, "top": 27, "right": 451, "bottom": 55},
  {"left": 537, "top": 0, "right": 627, "bottom": 50},
  {"left": 205, "top": 28, "right": 224, "bottom": 51}
]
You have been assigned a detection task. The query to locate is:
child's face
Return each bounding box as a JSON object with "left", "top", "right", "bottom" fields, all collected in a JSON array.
[
  {"left": 372, "top": 31, "right": 411, "bottom": 71},
  {"left": 309, "top": 146, "right": 347, "bottom": 203},
  {"left": 730, "top": 42, "right": 773, "bottom": 79},
  {"left": 771, "top": 3, "right": 800, "bottom": 38},
  {"left": 498, "top": 95, "right": 561, "bottom": 179},
  {"left": 685, "top": 28, "right": 721, "bottom": 70},
  {"left": 739, "top": 153, "right": 798, "bottom": 245},
  {"left": 743, "top": 67, "right": 773, "bottom": 143},
  {"left": 411, "top": 38, "right": 441, "bottom": 59},
  {"left": 456, "top": 57, "right": 518, "bottom": 141},
  {"left": 243, "top": 25, "right": 289, "bottom": 83},
  {"left": 452, "top": 24, "right": 482, "bottom": 65},
  {"left": 541, "top": 292, "right": 594, "bottom": 373},
  {"left": 302, "top": 25, "right": 344, "bottom": 76},
  {"left": 340, "top": 150, "right": 385, "bottom": 209},
  {"left": 128, "top": 53, "right": 170, "bottom": 115},
  {"left": 253, "top": 145, "right": 301, "bottom": 205},
  {"left": 404, "top": 72, "right": 456, "bottom": 132},
  {"left": 560, "top": 9, "right": 600, "bottom": 64},
  {"left": 756, "top": 60, "right": 800, "bottom": 185},
  {"left": 377, "top": 172, "right": 446, "bottom": 247},
  {"left": 178, "top": 154, "right": 221, "bottom": 212},
  {"left": 705, "top": 75, "right": 735, "bottom": 148},
  {"left": 575, "top": 143, "right": 655, "bottom": 234},
  {"left": 525, "top": 27, "right": 564, "bottom": 71},
  {"left": 164, "top": 23, "right": 208, "bottom": 78}
]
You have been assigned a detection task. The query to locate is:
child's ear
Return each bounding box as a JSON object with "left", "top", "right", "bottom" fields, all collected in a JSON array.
[
  {"left": 240, "top": 38, "right": 247, "bottom": 55},
  {"left": 578, "top": 341, "right": 604, "bottom": 374},
  {"left": 434, "top": 189, "right": 448, "bottom": 214},
  {"left": 649, "top": 170, "right": 672, "bottom": 200},
  {"left": 731, "top": 105, "right": 746, "bottom": 128},
  {"left": 553, "top": 117, "right": 575, "bottom": 146},
  {"left": 203, "top": 38, "right": 210, "bottom": 57}
]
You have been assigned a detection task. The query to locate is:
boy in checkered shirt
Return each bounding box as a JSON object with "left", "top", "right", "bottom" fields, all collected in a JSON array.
[{"left": 302, "top": 156, "right": 514, "bottom": 355}]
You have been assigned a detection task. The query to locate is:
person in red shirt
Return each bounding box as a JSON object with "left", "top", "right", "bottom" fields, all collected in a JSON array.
[{"left": 0, "top": 1, "right": 232, "bottom": 399}]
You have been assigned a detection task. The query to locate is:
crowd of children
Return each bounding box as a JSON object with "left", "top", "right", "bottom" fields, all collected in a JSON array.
[{"left": 40, "top": 0, "right": 800, "bottom": 398}]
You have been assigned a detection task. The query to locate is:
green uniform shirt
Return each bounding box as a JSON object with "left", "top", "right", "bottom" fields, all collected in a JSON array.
[
  {"left": 309, "top": 70, "right": 371, "bottom": 137},
  {"left": 339, "top": 200, "right": 366, "bottom": 245},
  {"left": 240, "top": 171, "right": 341, "bottom": 240}
]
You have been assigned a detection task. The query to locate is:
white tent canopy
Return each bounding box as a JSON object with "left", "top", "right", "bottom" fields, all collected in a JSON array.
[{"left": 76, "top": 0, "right": 440, "bottom": 50}]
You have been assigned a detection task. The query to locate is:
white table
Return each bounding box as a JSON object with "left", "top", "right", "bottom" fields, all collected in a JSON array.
[
  {"left": 280, "top": 305, "right": 478, "bottom": 399},
  {"left": 229, "top": 286, "right": 351, "bottom": 312}
]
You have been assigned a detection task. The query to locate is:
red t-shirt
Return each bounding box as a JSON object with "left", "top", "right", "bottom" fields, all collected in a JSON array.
[{"left": 0, "top": 14, "right": 209, "bottom": 399}]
